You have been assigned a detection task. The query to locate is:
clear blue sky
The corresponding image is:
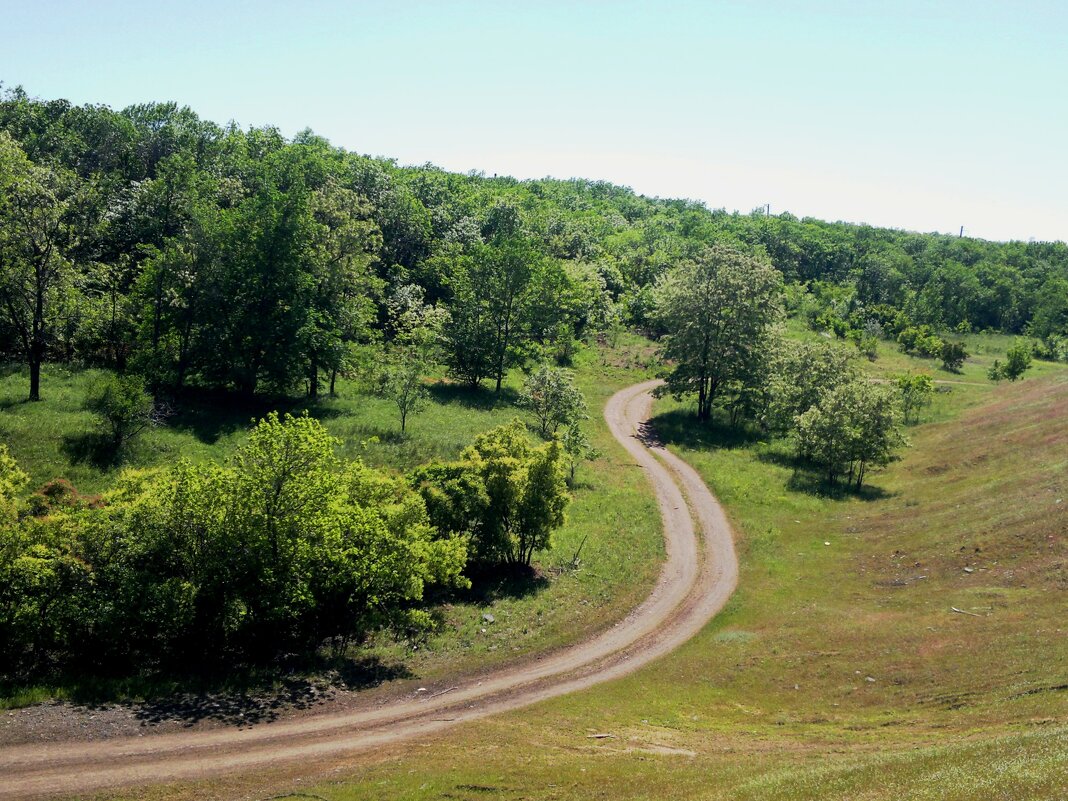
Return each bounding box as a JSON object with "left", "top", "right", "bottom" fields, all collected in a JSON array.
[{"left": 4, "top": 0, "right": 1066, "bottom": 242}]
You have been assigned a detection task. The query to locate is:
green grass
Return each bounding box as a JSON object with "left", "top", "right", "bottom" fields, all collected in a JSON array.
[
  {"left": 220, "top": 349, "right": 1068, "bottom": 801},
  {"left": 0, "top": 335, "right": 664, "bottom": 704},
  {"left": 20, "top": 333, "right": 1068, "bottom": 799}
]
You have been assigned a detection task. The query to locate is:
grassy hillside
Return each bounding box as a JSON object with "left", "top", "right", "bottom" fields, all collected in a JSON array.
[
  {"left": 0, "top": 336, "right": 666, "bottom": 704},
  {"left": 230, "top": 358, "right": 1068, "bottom": 800}
]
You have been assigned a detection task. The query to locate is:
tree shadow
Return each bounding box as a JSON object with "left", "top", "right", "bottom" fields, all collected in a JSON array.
[
  {"left": 755, "top": 449, "right": 896, "bottom": 501},
  {"left": 427, "top": 382, "right": 519, "bottom": 411},
  {"left": 57, "top": 654, "right": 413, "bottom": 729},
  {"left": 131, "top": 655, "right": 412, "bottom": 728},
  {"left": 61, "top": 431, "right": 122, "bottom": 470},
  {"left": 431, "top": 563, "right": 549, "bottom": 606},
  {"left": 162, "top": 387, "right": 342, "bottom": 445},
  {"left": 0, "top": 396, "right": 29, "bottom": 412},
  {"left": 341, "top": 421, "right": 407, "bottom": 445},
  {"left": 646, "top": 409, "right": 765, "bottom": 451}
]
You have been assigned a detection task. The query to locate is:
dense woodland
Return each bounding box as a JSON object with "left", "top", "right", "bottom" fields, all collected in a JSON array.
[
  {"left": 0, "top": 87, "right": 1066, "bottom": 405},
  {"left": 1, "top": 87, "right": 1066, "bottom": 687}
]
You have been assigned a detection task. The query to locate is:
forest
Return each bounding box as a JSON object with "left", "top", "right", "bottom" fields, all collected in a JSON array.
[{"left": 1, "top": 86, "right": 1066, "bottom": 690}]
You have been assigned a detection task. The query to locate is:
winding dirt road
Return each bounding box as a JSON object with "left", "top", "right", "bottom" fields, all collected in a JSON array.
[{"left": 0, "top": 380, "right": 738, "bottom": 800}]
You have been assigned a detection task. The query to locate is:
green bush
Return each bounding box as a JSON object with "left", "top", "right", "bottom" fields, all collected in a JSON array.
[{"left": 83, "top": 374, "right": 160, "bottom": 453}]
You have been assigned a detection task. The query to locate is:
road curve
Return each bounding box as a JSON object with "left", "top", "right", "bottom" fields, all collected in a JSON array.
[{"left": 0, "top": 380, "right": 739, "bottom": 800}]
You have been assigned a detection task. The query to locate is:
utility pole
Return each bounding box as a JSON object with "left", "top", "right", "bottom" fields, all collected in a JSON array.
[{"left": 959, "top": 225, "right": 964, "bottom": 238}]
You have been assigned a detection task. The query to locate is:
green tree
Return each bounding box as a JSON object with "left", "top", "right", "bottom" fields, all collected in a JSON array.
[
  {"left": 940, "top": 340, "right": 968, "bottom": 372},
  {"left": 517, "top": 365, "right": 589, "bottom": 438},
  {"left": 894, "top": 373, "right": 934, "bottom": 424},
  {"left": 302, "top": 179, "right": 381, "bottom": 398},
  {"left": 795, "top": 380, "right": 906, "bottom": 489},
  {"left": 442, "top": 238, "right": 542, "bottom": 392},
  {"left": 0, "top": 445, "right": 28, "bottom": 525},
  {"left": 414, "top": 420, "right": 569, "bottom": 567},
  {"left": 561, "top": 421, "right": 598, "bottom": 486},
  {"left": 375, "top": 356, "right": 430, "bottom": 434},
  {"left": 764, "top": 339, "right": 856, "bottom": 434},
  {"left": 987, "top": 359, "right": 1007, "bottom": 383},
  {"left": 0, "top": 132, "right": 81, "bottom": 400},
  {"left": 1004, "top": 340, "right": 1033, "bottom": 381},
  {"left": 652, "top": 244, "right": 784, "bottom": 421},
  {"left": 84, "top": 373, "right": 163, "bottom": 453}
]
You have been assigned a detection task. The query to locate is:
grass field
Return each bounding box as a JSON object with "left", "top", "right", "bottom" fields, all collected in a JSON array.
[
  {"left": 0, "top": 335, "right": 666, "bottom": 706},
  {"left": 220, "top": 343, "right": 1068, "bottom": 801},
  {"left": 9, "top": 332, "right": 1068, "bottom": 799}
]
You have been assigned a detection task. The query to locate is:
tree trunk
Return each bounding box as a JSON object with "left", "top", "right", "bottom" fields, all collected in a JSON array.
[
  {"left": 329, "top": 369, "right": 338, "bottom": 396},
  {"left": 28, "top": 354, "right": 42, "bottom": 402},
  {"left": 308, "top": 353, "right": 319, "bottom": 399}
]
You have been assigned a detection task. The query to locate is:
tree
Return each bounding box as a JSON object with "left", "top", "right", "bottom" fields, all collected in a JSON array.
[
  {"left": 0, "top": 445, "right": 28, "bottom": 525},
  {"left": 652, "top": 244, "right": 784, "bottom": 421},
  {"left": 894, "top": 373, "right": 934, "bottom": 424},
  {"left": 375, "top": 357, "right": 430, "bottom": 434},
  {"left": 441, "top": 238, "right": 542, "bottom": 392},
  {"left": 440, "top": 250, "right": 494, "bottom": 388},
  {"left": 987, "top": 359, "right": 1006, "bottom": 383},
  {"left": 561, "top": 422, "right": 598, "bottom": 485},
  {"left": 0, "top": 132, "right": 81, "bottom": 400},
  {"left": 83, "top": 373, "right": 165, "bottom": 453},
  {"left": 413, "top": 420, "right": 569, "bottom": 567},
  {"left": 764, "top": 339, "right": 856, "bottom": 434},
  {"left": 940, "top": 340, "right": 968, "bottom": 372},
  {"left": 795, "top": 380, "right": 906, "bottom": 489},
  {"left": 517, "top": 365, "right": 588, "bottom": 438},
  {"left": 302, "top": 179, "right": 381, "bottom": 399},
  {"left": 1004, "top": 340, "right": 1033, "bottom": 381}
]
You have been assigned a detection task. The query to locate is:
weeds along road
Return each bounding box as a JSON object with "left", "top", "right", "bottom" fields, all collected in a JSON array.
[{"left": 0, "top": 380, "right": 739, "bottom": 800}]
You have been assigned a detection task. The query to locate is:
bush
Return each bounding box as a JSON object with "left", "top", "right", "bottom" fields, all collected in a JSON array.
[
  {"left": 412, "top": 419, "right": 570, "bottom": 567},
  {"left": 517, "top": 365, "right": 588, "bottom": 438},
  {"left": 1004, "top": 340, "right": 1033, "bottom": 380},
  {"left": 940, "top": 340, "right": 968, "bottom": 372},
  {"left": 83, "top": 374, "right": 163, "bottom": 453},
  {"left": 0, "top": 414, "right": 471, "bottom": 679},
  {"left": 894, "top": 373, "right": 934, "bottom": 424},
  {"left": 795, "top": 380, "right": 907, "bottom": 489}
]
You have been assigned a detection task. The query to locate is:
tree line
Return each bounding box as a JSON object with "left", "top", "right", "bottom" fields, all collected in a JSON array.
[{"left": 1, "top": 87, "right": 1066, "bottom": 405}]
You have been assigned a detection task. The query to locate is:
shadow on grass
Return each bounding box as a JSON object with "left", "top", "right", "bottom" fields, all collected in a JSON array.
[
  {"left": 61, "top": 431, "right": 122, "bottom": 470},
  {"left": 756, "top": 449, "right": 896, "bottom": 501},
  {"left": 649, "top": 409, "right": 895, "bottom": 502},
  {"left": 0, "top": 392, "right": 32, "bottom": 411},
  {"left": 162, "top": 387, "right": 343, "bottom": 445},
  {"left": 428, "top": 382, "right": 519, "bottom": 411},
  {"left": 646, "top": 409, "right": 765, "bottom": 451},
  {"left": 430, "top": 563, "right": 549, "bottom": 607}
]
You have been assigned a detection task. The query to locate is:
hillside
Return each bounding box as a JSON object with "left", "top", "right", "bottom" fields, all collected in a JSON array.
[{"left": 252, "top": 363, "right": 1068, "bottom": 800}]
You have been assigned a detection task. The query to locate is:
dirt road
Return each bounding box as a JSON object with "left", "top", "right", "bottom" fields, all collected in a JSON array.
[{"left": 0, "top": 380, "right": 739, "bottom": 800}]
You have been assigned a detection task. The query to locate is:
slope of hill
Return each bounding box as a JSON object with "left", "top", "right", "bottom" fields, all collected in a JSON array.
[{"left": 266, "top": 367, "right": 1066, "bottom": 800}]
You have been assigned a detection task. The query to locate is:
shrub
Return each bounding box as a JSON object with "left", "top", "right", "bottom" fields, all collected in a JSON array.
[
  {"left": 83, "top": 374, "right": 163, "bottom": 453},
  {"left": 940, "top": 340, "right": 968, "bottom": 372},
  {"left": 1004, "top": 340, "right": 1033, "bottom": 380}
]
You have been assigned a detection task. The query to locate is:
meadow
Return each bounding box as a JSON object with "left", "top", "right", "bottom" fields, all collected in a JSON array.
[
  {"left": 0, "top": 335, "right": 665, "bottom": 706},
  {"left": 216, "top": 341, "right": 1068, "bottom": 801}
]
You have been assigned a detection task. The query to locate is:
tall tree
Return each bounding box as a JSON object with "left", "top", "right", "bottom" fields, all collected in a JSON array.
[
  {"left": 0, "top": 132, "right": 81, "bottom": 400},
  {"left": 653, "top": 244, "right": 785, "bottom": 421},
  {"left": 302, "top": 179, "right": 381, "bottom": 398}
]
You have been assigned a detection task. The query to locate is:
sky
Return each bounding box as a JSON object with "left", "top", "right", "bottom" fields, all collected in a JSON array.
[{"left": 3, "top": 0, "right": 1066, "bottom": 242}]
